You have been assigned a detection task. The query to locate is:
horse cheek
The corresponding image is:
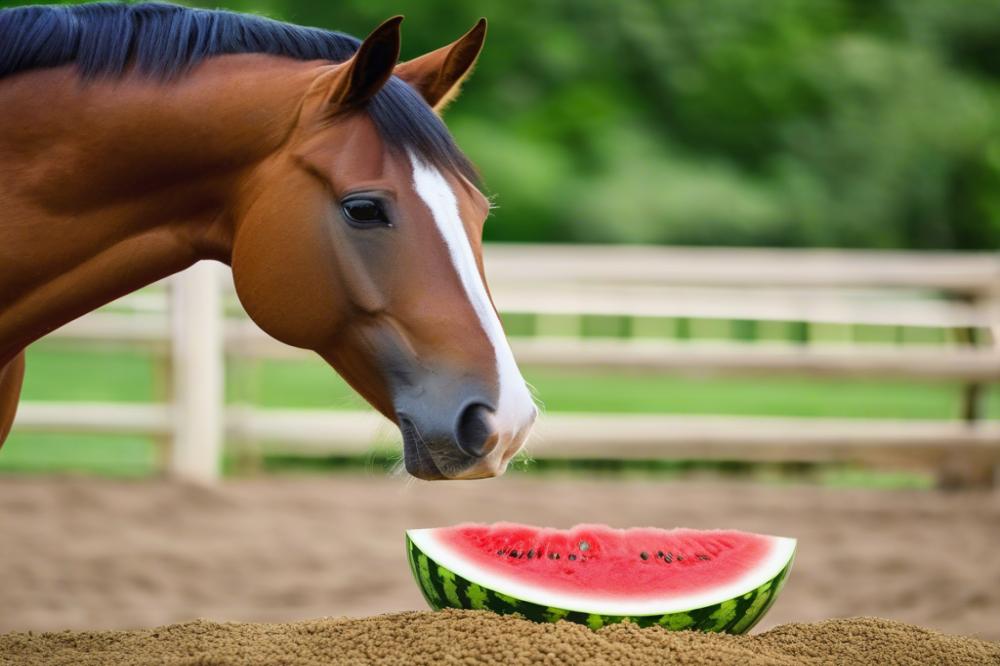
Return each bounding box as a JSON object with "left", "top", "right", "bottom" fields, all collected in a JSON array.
[{"left": 230, "top": 192, "right": 346, "bottom": 350}]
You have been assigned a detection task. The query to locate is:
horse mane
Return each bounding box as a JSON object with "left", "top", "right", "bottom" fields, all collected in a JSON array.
[{"left": 0, "top": 2, "right": 476, "bottom": 181}]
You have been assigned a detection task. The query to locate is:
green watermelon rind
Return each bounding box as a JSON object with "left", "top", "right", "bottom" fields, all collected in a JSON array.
[{"left": 406, "top": 534, "right": 793, "bottom": 634}]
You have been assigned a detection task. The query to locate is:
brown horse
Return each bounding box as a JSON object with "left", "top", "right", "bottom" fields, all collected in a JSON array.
[{"left": 0, "top": 3, "right": 536, "bottom": 480}]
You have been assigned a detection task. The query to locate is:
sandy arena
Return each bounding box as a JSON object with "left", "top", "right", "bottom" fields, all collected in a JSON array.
[{"left": 0, "top": 474, "right": 998, "bottom": 663}]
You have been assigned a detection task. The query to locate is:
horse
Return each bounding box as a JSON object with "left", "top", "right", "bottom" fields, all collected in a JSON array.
[{"left": 0, "top": 3, "right": 537, "bottom": 480}]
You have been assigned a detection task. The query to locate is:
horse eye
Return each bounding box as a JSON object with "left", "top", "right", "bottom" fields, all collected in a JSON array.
[{"left": 342, "top": 198, "right": 389, "bottom": 226}]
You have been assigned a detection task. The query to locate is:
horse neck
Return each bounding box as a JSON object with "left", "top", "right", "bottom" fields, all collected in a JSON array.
[{"left": 0, "top": 56, "right": 316, "bottom": 362}]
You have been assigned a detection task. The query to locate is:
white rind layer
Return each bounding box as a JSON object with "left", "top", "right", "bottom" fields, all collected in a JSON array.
[{"left": 407, "top": 528, "right": 796, "bottom": 617}]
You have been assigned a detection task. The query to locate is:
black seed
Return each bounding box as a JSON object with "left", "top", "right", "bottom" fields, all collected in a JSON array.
[
  {"left": 568, "top": 554, "right": 577, "bottom": 561},
  {"left": 548, "top": 552, "right": 559, "bottom": 560},
  {"left": 578, "top": 541, "right": 590, "bottom": 551},
  {"left": 527, "top": 549, "right": 534, "bottom": 559},
  {"left": 509, "top": 550, "right": 519, "bottom": 558},
  {"left": 640, "top": 551, "right": 649, "bottom": 560},
  {"left": 677, "top": 554, "right": 684, "bottom": 561},
  {"left": 497, "top": 549, "right": 505, "bottom": 556},
  {"left": 657, "top": 551, "right": 664, "bottom": 559},
  {"left": 664, "top": 553, "right": 673, "bottom": 563}
]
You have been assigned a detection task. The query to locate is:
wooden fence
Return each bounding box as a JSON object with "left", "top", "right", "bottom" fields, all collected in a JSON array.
[{"left": 14, "top": 244, "right": 1000, "bottom": 486}]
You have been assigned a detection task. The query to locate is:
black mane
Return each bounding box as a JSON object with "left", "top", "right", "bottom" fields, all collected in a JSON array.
[{"left": 0, "top": 2, "right": 476, "bottom": 180}]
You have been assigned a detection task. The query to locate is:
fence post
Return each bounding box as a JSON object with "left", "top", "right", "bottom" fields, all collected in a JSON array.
[
  {"left": 938, "top": 289, "right": 997, "bottom": 489},
  {"left": 169, "top": 262, "right": 224, "bottom": 482}
]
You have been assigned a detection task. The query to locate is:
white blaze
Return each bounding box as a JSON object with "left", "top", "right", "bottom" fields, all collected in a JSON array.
[{"left": 410, "top": 155, "right": 536, "bottom": 434}]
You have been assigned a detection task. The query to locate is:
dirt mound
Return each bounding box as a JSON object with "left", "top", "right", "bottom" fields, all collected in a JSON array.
[{"left": 2, "top": 610, "right": 998, "bottom": 665}]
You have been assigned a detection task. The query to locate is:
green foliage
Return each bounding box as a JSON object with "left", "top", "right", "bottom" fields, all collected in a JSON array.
[
  {"left": 4, "top": 0, "right": 998, "bottom": 247},
  {"left": 280, "top": 1, "right": 1000, "bottom": 247}
]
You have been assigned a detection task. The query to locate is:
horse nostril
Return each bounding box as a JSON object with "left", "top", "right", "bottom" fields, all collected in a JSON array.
[{"left": 455, "top": 403, "right": 496, "bottom": 458}]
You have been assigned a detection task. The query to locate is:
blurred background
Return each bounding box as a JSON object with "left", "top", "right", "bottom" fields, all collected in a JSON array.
[{"left": 1, "top": 0, "right": 999, "bottom": 642}]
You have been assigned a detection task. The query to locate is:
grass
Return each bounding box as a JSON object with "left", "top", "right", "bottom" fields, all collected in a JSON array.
[
  {"left": 0, "top": 433, "right": 158, "bottom": 477},
  {"left": 527, "top": 372, "right": 999, "bottom": 419}
]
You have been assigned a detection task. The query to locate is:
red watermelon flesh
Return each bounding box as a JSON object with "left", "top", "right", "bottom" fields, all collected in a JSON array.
[
  {"left": 441, "top": 523, "right": 773, "bottom": 600},
  {"left": 410, "top": 522, "right": 796, "bottom": 617}
]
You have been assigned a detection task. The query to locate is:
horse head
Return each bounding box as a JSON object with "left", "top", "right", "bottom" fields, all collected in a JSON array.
[{"left": 229, "top": 18, "right": 536, "bottom": 480}]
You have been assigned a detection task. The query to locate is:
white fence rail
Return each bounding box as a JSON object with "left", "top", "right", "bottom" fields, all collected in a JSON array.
[{"left": 14, "top": 244, "right": 1000, "bottom": 485}]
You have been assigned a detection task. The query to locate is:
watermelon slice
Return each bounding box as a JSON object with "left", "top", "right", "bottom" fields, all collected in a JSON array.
[{"left": 406, "top": 523, "right": 795, "bottom": 633}]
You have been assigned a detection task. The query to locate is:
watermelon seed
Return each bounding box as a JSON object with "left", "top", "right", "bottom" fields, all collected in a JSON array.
[
  {"left": 656, "top": 551, "right": 664, "bottom": 559},
  {"left": 578, "top": 541, "right": 590, "bottom": 551},
  {"left": 509, "top": 550, "right": 519, "bottom": 558},
  {"left": 664, "top": 552, "right": 673, "bottom": 563},
  {"left": 548, "top": 553, "right": 559, "bottom": 560},
  {"left": 640, "top": 551, "right": 649, "bottom": 560},
  {"left": 677, "top": 554, "right": 684, "bottom": 561},
  {"left": 568, "top": 554, "right": 577, "bottom": 561},
  {"left": 496, "top": 549, "right": 505, "bottom": 556},
  {"left": 527, "top": 549, "right": 534, "bottom": 559}
]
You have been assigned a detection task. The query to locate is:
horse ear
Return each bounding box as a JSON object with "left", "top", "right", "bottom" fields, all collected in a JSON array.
[
  {"left": 323, "top": 16, "right": 402, "bottom": 110},
  {"left": 395, "top": 18, "right": 486, "bottom": 113}
]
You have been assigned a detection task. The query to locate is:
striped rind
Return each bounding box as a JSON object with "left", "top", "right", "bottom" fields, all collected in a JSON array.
[{"left": 406, "top": 534, "right": 793, "bottom": 634}]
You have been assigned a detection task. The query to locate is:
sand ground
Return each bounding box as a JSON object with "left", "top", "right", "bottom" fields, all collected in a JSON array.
[
  {"left": 0, "top": 474, "right": 998, "bottom": 641},
  {"left": 4, "top": 612, "right": 999, "bottom": 665}
]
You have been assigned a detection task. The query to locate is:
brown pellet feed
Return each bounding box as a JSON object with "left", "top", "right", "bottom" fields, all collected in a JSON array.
[{"left": 2, "top": 609, "right": 998, "bottom": 666}]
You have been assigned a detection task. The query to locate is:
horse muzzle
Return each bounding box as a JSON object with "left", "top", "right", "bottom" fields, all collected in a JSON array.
[{"left": 396, "top": 393, "right": 536, "bottom": 481}]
